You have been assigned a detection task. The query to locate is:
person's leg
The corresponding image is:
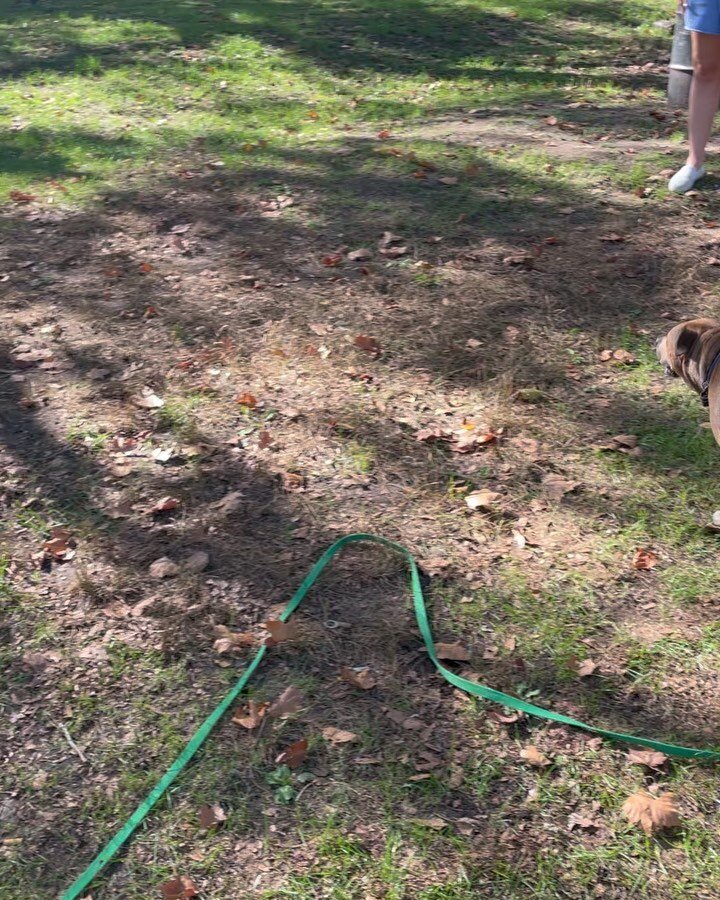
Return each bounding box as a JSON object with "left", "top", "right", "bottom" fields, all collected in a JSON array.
[{"left": 687, "top": 31, "right": 720, "bottom": 167}]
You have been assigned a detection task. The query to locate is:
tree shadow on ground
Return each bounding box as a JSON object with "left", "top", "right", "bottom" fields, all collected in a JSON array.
[{"left": 1, "top": 0, "right": 663, "bottom": 83}]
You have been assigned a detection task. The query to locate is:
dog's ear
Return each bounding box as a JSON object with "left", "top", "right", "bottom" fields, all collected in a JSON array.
[{"left": 674, "top": 323, "right": 703, "bottom": 360}]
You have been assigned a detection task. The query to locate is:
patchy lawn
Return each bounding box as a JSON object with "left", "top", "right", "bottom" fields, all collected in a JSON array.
[{"left": 3, "top": 1, "right": 720, "bottom": 897}]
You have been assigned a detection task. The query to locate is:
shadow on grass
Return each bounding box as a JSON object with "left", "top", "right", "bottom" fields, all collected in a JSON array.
[{"left": 1, "top": 0, "right": 664, "bottom": 84}]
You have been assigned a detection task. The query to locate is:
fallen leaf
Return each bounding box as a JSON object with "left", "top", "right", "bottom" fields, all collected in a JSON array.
[
  {"left": 236, "top": 392, "right": 257, "bottom": 408},
  {"left": 199, "top": 803, "right": 227, "bottom": 830},
  {"left": 267, "top": 685, "right": 305, "bottom": 718},
  {"left": 282, "top": 472, "right": 305, "bottom": 492},
  {"left": 415, "top": 425, "right": 452, "bottom": 443},
  {"left": 464, "top": 162, "right": 480, "bottom": 176},
  {"left": 232, "top": 700, "right": 268, "bottom": 729},
  {"left": 600, "top": 233, "right": 625, "bottom": 243},
  {"left": 545, "top": 116, "right": 558, "bottom": 126},
  {"left": 23, "top": 650, "right": 61, "bottom": 671},
  {"left": 322, "top": 253, "right": 343, "bottom": 267},
  {"left": 600, "top": 348, "right": 636, "bottom": 365},
  {"left": 568, "top": 813, "right": 599, "bottom": 831},
  {"left": 465, "top": 489, "right": 501, "bottom": 511},
  {"left": 160, "top": 876, "right": 199, "bottom": 899},
  {"left": 622, "top": 792, "right": 680, "bottom": 835},
  {"left": 520, "top": 745, "right": 551, "bottom": 768},
  {"left": 43, "top": 528, "right": 76, "bottom": 561},
  {"left": 541, "top": 474, "right": 580, "bottom": 500},
  {"left": 436, "top": 642, "right": 470, "bottom": 662},
  {"left": 348, "top": 248, "right": 373, "bottom": 262},
  {"left": 11, "top": 347, "right": 53, "bottom": 368},
  {"left": 379, "top": 231, "right": 404, "bottom": 248},
  {"left": 148, "top": 557, "right": 180, "bottom": 579},
  {"left": 354, "top": 335, "right": 381, "bottom": 355},
  {"left": 213, "top": 491, "right": 244, "bottom": 515},
  {"left": 408, "top": 817, "right": 447, "bottom": 830},
  {"left": 451, "top": 429, "right": 499, "bottom": 453},
  {"left": 10, "top": 189, "right": 37, "bottom": 203},
  {"left": 610, "top": 433, "right": 638, "bottom": 449},
  {"left": 380, "top": 245, "right": 407, "bottom": 258},
  {"left": 633, "top": 548, "right": 658, "bottom": 570},
  {"left": 322, "top": 726, "right": 359, "bottom": 744},
  {"left": 377, "top": 129, "right": 391, "bottom": 139},
  {"left": 438, "top": 176, "right": 458, "bottom": 186},
  {"left": 340, "top": 666, "right": 377, "bottom": 690},
  {"left": 133, "top": 390, "right": 164, "bottom": 409},
  {"left": 138, "top": 262, "right": 154, "bottom": 273},
  {"left": 170, "top": 223, "right": 191, "bottom": 234},
  {"left": 213, "top": 625, "right": 257, "bottom": 649},
  {"left": 148, "top": 496, "right": 180, "bottom": 515},
  {"left": 577, "top": 658, "right": 597, "bottom": 677},
  {"left": 626, "top": 749, "right": 668, "bottom": 769},
  {"left": 488, "top": 709, "right": 524, "bottom": 725},
  {"left": 275, "top": 738, "right": 308, "bottom": 769},
  {"left": 182, "top": 550, "right": 209, "bottom": 573},
  {"left": 264, "top": 618, "right": 298, "bottom": 645},
  {"left": 503, "top": 253, "right": 534, "bottom": 268},
  {"left": 258, "top": 430, "right": 273, "bottom": 450}
]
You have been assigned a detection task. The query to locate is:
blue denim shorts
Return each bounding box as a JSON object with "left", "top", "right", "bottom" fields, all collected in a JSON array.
[{"left": 686, "top": 0, "right": 720, "bottom": 35}]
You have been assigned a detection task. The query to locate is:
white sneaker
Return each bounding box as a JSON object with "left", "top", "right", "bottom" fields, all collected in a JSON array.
[{"left": 668, "top": 164, "right": 706, "bottom": 193}]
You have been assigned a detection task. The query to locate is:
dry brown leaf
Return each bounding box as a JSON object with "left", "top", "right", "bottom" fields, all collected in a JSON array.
[
  {"left": 340, "top": 666, "right": 377, "bottom": 690},
  {"left": 600, "top": 232, "right": 625, "bottom": 242},
  {"left": 436, "top": 642, "right": 470, "bottom": 662},
  {"left": 213, "top": 491, "right": 244, "bottom": 515},
  {"left": 520, "top": 745, "right": 551, "bottom": 768},
  {"left": 258, "top": 430, "right": 273, "bottom": 450},
  {"left": 263, "top": 618, "right": 298, "bottom": 646},
  {"left": 503, "top": 253, "right": 534, "bottom": 268},
  {"left": 415, "top": 425, "right": 452, "bottom": 444},
  {"left": 160, "top": 876, "right": 199, "bottom": 899},
  {"left": 10, "top": 189, "right": 37, "bottom": 203},
  {"left": 611, "top": 433, "right": 638, "bottom": 449},
  {"left": 43, "top": 528, "right": 76, "bottom": 561},
  {"left": 148, "top": 496, "right": 180, "bottom": 515},
  {"left": 409, "top": 817, "right": 447, "bottom": 830},
  {"left": 626, "top": 749, "right": 668, "bottom": 769},
  {"left": 348, "top": 248, "right": 373, "bottom": 261},
  {"left": 438, "top": 176, "right": 458, "bottom": 186},
  {"left": 354, "top": 335, "right": 381, "bottom": 355},
  {"left": 213, "top": 625, "right": 256, "bottom": 648},
  {"left": 633, "top": 548, "right": 658, "bottom": 570},
  {"left": 379, "top": 231, "right": 404, "bottom": 248},
  {"left": 465, "top": 490, "right": 501, "bottom": 511},
  {"left": 199, "top": 803, "right": 227, "bottom": 830},
  {"left": 541, "top": 474, "right": 580, "bottom": 500},
  {"left": 232, "top": 700, "right": 268, "bottom": 730},
  {"left": 622, "top": 792, "right": 680, "bottom": 834},
  {"left": 267, "top": 685, "right": 305, "bottom": 718},
  {"left": 489, "top": 709, "right": 524, "bottom": 725},
  {"left": 182, "top": 550, "right": 210, "bottom": 573},
  {"left": 577, "top": 658, "right": 597, "bottom": 677},
  {"left": 236, "top": 391, "right": 257, "bottom": 408},
  {"left": 322, "top": 253, "right": 343, "bottom": 267},
  {"left": 133, "top": 389, "right": 164, "bottom": 409},
  {"left": 322, "top": 726, "right": 359, "bottom": 744},
  {"left": 568, "top": 813, "right": 599, "bottom": 831},
  {"left": 275, "top": 737, "right": 308, "bottom": 769}
]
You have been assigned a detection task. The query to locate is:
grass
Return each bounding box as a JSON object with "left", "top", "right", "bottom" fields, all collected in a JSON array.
[{"left": 5, "top": 0, "right": 720, "bottom": 898}]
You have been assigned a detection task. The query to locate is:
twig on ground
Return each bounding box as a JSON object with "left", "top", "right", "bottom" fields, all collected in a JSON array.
[{"left": 54, "top": 721, "right": 88, "bottom": 764}]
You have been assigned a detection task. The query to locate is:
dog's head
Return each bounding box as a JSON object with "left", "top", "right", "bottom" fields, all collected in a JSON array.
[{"left": 656, "top": 318, "right": 720, "bottom": 391}]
